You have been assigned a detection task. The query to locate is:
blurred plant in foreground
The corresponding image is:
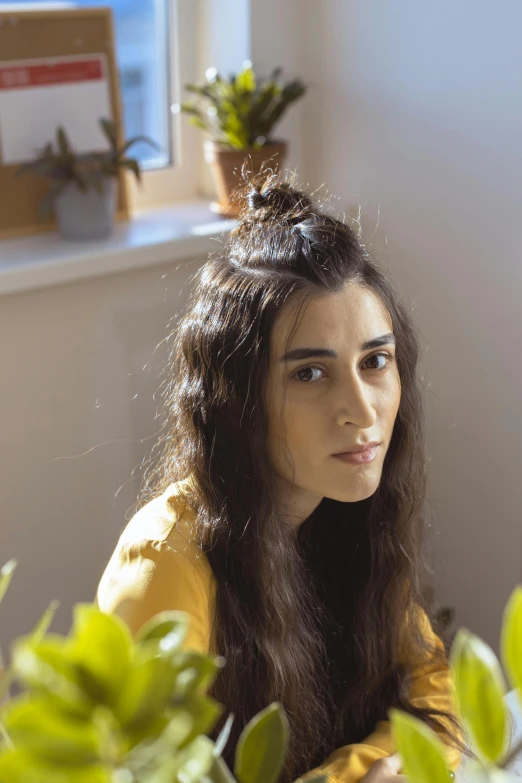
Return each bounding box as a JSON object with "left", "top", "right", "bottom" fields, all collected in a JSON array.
[
  {"left": 0, "top": 558, "right": 521, "bottom": 783},
  {"left": 0, "top": 559, "right": 326, "bottom": 783},
  {"left": 390, "top": 585, "right": 522, "bottom": 783}
]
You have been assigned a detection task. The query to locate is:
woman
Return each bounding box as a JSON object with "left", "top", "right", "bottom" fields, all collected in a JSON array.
[{"left": 96, "top": 177, "right": 471, "bottom": 783}]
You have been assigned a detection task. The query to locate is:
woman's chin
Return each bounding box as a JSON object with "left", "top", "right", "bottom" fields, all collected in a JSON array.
[{"left": 325, "top": 479, "right": 381, "bottom": 503}]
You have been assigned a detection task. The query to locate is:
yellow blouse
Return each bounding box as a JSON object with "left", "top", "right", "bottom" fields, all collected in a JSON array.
[{"left": 95, "top": 478, "right": 463, "bottom": 783}]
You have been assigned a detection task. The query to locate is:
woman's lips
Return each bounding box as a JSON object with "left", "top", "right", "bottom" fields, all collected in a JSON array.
[{"left": 332, "top": 444, "right": 380, "bottom": 464}]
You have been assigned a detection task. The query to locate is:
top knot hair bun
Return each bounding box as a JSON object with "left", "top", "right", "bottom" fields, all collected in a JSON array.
[{"left": 241, "top": 179, "right": 314, "bottom": 226}]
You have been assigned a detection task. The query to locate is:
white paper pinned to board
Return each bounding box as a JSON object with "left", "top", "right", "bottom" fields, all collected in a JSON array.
[{"left": 0, "top": 53, "right": 113, "bottom": 165}]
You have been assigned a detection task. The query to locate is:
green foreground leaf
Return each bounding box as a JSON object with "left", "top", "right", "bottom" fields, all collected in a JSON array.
[
  {"left": 0, "top": 746, "right": 110, "bottom": 783},
  {"left": 234, "top": 702, "right": 288, "bottom": 783},
  {"left": 500, "top": 585, "right": 522, "bottom": 696},
  {"left": 390, "top": 708, "right": 453, "bottom": 783},
  {"left": 67, "top": 605, "right": 132, "bottom": 707},
  {"left": 450, "top": 629, "right": 508, "bottom": 764},
  {"left": 2, "top": 695, "right": 100, "bottom": 765}
]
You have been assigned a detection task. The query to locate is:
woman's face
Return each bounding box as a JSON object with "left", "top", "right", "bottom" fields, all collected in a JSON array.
[{"left": 265, "top": 281, "right": 402, "bottom": 526}]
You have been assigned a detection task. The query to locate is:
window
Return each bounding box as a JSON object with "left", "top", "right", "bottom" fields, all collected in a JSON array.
[{"left": 0, "top": 0, "right": 201, "bottom": 207}]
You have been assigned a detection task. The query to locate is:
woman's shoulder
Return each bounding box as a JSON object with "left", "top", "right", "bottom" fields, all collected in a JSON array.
[
  {"left": 116, "top": 476, "right": 206, "bottom": 571},
  {"left": 119, "top": 477, "right": 195, "bottom": 541},
  {"left": 96, "top": 476, "right": 214, "bottom": 647}
]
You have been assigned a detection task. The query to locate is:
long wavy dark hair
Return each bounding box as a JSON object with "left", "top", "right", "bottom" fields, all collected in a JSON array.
[{"left": 140, "top": 175, "right": 472, "bottom": 782}]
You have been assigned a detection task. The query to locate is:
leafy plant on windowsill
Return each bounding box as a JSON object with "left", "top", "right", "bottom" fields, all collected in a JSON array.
[
  {"left": 177, "top": 62, "right": 307, "bottom": 150},
  {"left": 0, "top": 558, "right": 521, "bottom": 783},
  {"left": 15, "top": 118, "right": 161, "bottom": 216}
]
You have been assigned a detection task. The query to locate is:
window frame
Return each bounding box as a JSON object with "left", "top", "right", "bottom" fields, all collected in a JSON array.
[
  {"left": 125, "top": 0, "right": 202, "bottom": 210},
  {"left": 0, "top": 0, "right": 203, "bottom": 209}
]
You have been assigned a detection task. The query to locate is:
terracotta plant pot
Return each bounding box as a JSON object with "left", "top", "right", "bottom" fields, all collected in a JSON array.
[{"left": 204, "top": 139, "right": 288, "bottom": 218}]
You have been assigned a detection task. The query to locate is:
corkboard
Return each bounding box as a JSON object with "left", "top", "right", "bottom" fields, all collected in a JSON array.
[{"left": 0, "top": 7, "right": 129, "bottom": 239}]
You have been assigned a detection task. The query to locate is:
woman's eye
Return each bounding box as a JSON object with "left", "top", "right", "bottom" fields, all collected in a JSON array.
[
  {"left": 364, "top": 352, "right": 393, "bottom": 371},
  {"left": 292, "top": 353, "right": 394, "bottom": 383},
  {"left": 294, "top": 366, "right": 325, "bottom": 383}
]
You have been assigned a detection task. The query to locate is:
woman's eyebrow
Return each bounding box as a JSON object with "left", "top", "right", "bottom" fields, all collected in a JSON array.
[{"left": 279, "top": 333, "right": 396, "bottom": 362}]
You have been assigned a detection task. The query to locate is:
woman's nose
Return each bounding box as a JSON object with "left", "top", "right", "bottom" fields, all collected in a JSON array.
[{"left": 334, "top": 381, "right": 377, "bottom": 429}]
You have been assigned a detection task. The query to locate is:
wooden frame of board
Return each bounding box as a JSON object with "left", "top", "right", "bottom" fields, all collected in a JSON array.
[{"left": 0, "top": 7, "right": 129, "bottom": 239}]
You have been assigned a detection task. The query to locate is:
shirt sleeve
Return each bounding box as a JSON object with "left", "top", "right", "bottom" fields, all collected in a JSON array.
[
  {"left": 94, "top": 537, "right": 211, "bottom": 654},
  {"left": 298, "top": 605, "right": 463, "bottom": 783}
]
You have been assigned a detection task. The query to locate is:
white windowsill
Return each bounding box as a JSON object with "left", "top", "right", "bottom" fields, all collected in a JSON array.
[{"left": 0, "top": 199, "right": 237, "bottom": 296}]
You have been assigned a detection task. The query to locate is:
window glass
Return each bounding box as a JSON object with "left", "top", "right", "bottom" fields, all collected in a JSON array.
[{"left": 0, "top": 0, "right": 172, "bottom": 169}]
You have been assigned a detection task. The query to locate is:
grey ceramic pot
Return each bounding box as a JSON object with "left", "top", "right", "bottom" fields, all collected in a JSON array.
[{"left": 53, "top": 178, "right": 117, "bottom": 241}]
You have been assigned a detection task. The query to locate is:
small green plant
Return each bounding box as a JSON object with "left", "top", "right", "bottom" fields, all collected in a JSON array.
[
  {"left": 178, "top": 62, "right": 307, "bottom": 150},
  {"left": 16, "top": 118, "right": 162, "bottom": 216},
  {"left": 0, "top": 560, "right": 326, "bottom": 783},
  {"left": 390, "top": 586, "right": 522, "bottom": 783}
]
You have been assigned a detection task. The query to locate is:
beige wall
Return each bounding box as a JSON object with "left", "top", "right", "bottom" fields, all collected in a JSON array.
[
  {"left": 296, "top": 0, "right": 522, "bottom": 656},
  {"left": 0, "top": 257, "right": 201, "bottom": 658}
]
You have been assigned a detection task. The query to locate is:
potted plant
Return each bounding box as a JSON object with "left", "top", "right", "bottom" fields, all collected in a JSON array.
[
  {"left": 177, "top": 62, "right": 307, "bottom": 217},
  {"left": 16, "top": 118, "right": 161, "bottom": 241}
]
